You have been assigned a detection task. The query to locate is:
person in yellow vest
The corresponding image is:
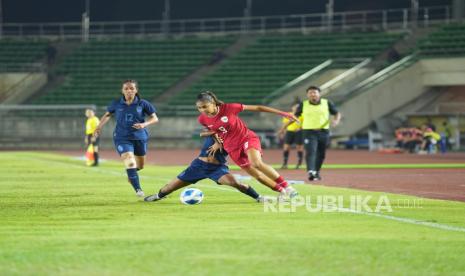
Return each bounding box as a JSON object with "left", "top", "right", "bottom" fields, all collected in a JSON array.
[
  {"left": 294, "top": 86, "right": 341, "bottom": 181},
  {"left": 420, "top": 126, "right": 441, "bottom": 154},
  {"left": 85, "top": 108, "right": 100, "bottom": 166},
  {"left": 278, "top": 103, "right": 304, "bottom": 169}
]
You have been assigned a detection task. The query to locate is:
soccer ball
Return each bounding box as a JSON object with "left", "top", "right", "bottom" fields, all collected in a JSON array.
[{"left": 180, "top": 188, "right": 204, "bottom": 205}]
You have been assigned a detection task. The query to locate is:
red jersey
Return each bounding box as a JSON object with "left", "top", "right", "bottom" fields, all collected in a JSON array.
[{"left": 198, "top": 103, "right": 257, "bottom": 152}]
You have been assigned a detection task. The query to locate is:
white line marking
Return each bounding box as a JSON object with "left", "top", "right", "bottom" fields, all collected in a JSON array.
[
  {"left": 17, "top": 154, "right": 465, "bottom": 233},
  {"left": 335, "top": 206, "right": 465, "bottom": 233}
]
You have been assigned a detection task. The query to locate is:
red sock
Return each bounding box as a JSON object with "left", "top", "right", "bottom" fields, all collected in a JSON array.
[
  {"left": 275, "top": 176, "right": 289, "bottom": 188},
  {"left": 272, "top": 184, "right": 284, "bottom": 192}
]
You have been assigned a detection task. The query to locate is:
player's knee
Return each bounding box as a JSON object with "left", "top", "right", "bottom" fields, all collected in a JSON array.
[
  {"left": 122, "top": 154, "right": 136, "bottom": 169},
  {"left": 226, "top": 179, "right": 240, "bottom": 187},
  {"left": 250, "top": 160, "right": 263, "bottom": 170}
]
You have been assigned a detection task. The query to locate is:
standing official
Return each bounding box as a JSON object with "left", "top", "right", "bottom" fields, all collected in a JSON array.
[
  {"left": 85, "top": 108, "right": 100, "bottom": 166},
  {"left": 294, "top": 86, "right": 341, "bottom": 181}
]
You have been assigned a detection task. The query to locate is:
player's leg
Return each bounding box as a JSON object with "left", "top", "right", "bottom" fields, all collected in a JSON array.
[
  {"left": 303, "top": 130, "right": 318, "bottom": 180},
  {"left": 133, "top": 140, "right": 148, "bottom": 170},
  {"left": 282, "top": 131, "right": 293, "bottom": 169},
  {"left": 296, "top": 144, "right": 304, "bottom": 169},
  {"left": 92, "top": 136, "right": 100, "bottom": 166},
  {"left": 241, "top": 165, "right": 281, "bottom": 191},
  {"left": 281, "top": 143, "right": 290, "bottom": 169},
  {"left": 217, "top": 173, "right": 260, "bottom": 200},
  {"left": 144, "top": 178, "right": 191, "bottom": 202},
  {"left": 246, "top": 148, "right": 297, "bottom": 197},
  {"left": 315, "top": 131, "right": 329, "bottom": 180},
  {"left": 121, "top": 151, "right": 144, "bottom": 197},
  {"left": 295, "top": 131, "right": 304, "bottom": 169},
  {"left": 115, "top": 139, "right": 144, "bottom": 197},
  {"left": 145, "top": 160, "right": 204, "bottom": 202},
  {"left": 134, "top": 155, "right": 145, "bottom": 171}
]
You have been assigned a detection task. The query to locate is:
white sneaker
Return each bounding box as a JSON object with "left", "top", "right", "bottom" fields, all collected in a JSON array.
[
  {"left": 136, "top": 189, "right": 145, "bottom": 197},
  {"left": 277, "top": 190, "right": 289, "bottom": 202},
  {"left": 256, "top": 195, "right": 276, "bottom": 203},
  {"left": 284, "top": 186, "right": 299, "bottom": 199},
  {"left": 144, "top": 194, "right": 161, "bottom": 202}
]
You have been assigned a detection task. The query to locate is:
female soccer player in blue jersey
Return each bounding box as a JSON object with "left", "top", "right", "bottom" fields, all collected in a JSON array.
[
  {"left": 94, "top": 79, "right": 159, "bottom": 197},
  {"left": 144, "top": 135, "right": 264, "bottom": 202}
]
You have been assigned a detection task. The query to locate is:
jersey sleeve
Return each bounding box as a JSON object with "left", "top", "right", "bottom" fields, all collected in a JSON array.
[
  {"left": 143, "top": 100, "right": 156, "bottom": 115},
  {"left": 107, "top": 101, "right": 116, "bottom": 114},
  {"left": 328, "top": 100, "right": 339, "bottom": 115},
  {"left": 226, "top": 103, "right": 244, "bottom": 115},
  {"left": 198, "top": 115, "right": 207, "bottom": 128}
]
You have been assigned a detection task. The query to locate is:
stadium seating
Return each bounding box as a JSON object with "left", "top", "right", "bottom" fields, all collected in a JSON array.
[
  {"left": 0, "top": 40, "right": 49, "bottom": 71},
  {"left": 168, "top": 32, "right": 403, "bottom": 105},
  {"left": 32, "top": 37, "right": 235, "bottom": 105},
  {"left": 417, "top": 23, "right": 465, "bottom": 57}
]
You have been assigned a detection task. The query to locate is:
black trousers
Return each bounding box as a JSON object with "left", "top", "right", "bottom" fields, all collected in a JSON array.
[{"left": 302, "top": 130, "right": 329, "bottom": 173}]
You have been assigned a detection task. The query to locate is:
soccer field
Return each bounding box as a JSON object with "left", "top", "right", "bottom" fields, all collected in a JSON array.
[{"left": 1, "top": 152, "right": 465, "bottom": 275}]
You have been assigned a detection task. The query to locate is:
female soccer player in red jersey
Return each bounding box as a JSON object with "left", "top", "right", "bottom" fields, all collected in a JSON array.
[{"left": 196, "top": 91, "right": 299, "bottom": 198}]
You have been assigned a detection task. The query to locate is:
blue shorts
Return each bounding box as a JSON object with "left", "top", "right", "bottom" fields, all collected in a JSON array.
[
  {"left": 177, "top": 158, "right": 229, "bottom": 184},
  {"left": 113, "top": 139, "right": 148, "bottom": 156}
]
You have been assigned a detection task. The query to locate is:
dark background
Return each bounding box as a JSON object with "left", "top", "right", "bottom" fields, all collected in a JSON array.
[{"left": 2, "top": 0, "right": 452, "bottom": 23}]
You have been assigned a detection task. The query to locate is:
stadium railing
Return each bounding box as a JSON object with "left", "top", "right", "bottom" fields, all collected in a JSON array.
[
  {"left": 320, "top": 58, "right": 373, "bottom": 100},
  {"left": 0, "top": 6, "right": 450, "bottom": 40},
  {"left": 335, "top": 54, "right": 417, "bottom": 105},
  {"left": 262, "top": 59, "right": 333, "bottom": 104}
]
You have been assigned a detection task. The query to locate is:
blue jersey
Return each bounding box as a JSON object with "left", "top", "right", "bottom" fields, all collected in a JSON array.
[
  {"left": 107, "top": 96, "right": 156, "bottom": 140},
  {"left": 199, "top": 136, "right": 227, "bottom": 164}
]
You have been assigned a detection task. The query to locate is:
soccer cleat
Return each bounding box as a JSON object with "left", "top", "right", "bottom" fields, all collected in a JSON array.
[
  {"left": 144, "top": 193, "right": 161, "bottom": 202},
  {"left": 256, "top": 195, "right": 276, "bottom": 203},
  {"left": 295, "top": 163, "right": 301, "bottom": 170},
  {"left": 280, "top": 164, "right": 288, "bottom": 169},
  {"left": 314, "top": 172, "right": 322, "bottom": 181},
  {"left": 277, "top": 190, "right": 288, "bottom": 202},
  {"left": 136, "top": 189, "right": 145, "bottom": 197},
  {"left": 284, "top": 185, "right": 299, "bottom": 198},
  {"left": 308, "top": 171, "right": 315, "bottom": 181}
]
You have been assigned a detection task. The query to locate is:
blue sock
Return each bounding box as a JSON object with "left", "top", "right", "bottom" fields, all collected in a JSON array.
[
  {"left": 241, "top": 186, "right": 260, "bottom": 200},
  {"left": 126, "top": 168, "right": 141, "bottom": 191}
]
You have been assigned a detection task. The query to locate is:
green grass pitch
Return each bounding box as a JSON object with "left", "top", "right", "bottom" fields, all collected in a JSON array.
[{"left": 1, "top": 152, "right": 465, "bottom": 275}]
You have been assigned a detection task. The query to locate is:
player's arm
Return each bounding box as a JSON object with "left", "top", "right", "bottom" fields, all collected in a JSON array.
[
  {"left": 329, "top": 100, "right": 341, "bottom": 127},
  {"left": 94, "top": 112, "right": 112, "bottom": 137},
  {"left": 133, "top": 113, "right": 159, "bottom": 129},
  {"left": 200, "top": 130, "right": 215, "bottom": 137},
  {"left": 243, "top": 105, "right": 299, "bottom": 122},
  {"left": 331, "top": 112, "right": 342, "bottom": 127}
]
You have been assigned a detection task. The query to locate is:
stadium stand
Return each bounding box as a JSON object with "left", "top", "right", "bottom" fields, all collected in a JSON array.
[
  {"left": 417, "top": 23, "right": 465, "bottom": 57},
  {"left": 32, "top": 37, "right": 236, "bottom": 105},
  {"left": 0, "top": 40, "right": 49, "bottom": 71},
  {"left": 168, "top": 32, "right": 404, "bottom": 105}
]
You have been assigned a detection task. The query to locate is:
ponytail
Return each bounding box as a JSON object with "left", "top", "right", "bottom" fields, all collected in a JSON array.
[{"left": 197, "top": 91, "right": 224, "bottom": 106}]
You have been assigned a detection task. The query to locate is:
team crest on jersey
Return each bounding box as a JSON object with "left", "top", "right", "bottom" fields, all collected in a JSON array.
[
  {"left": 136, "top": 106, "right": 143, "bottom": 113},
  {"left": 221, "top": 116, "right": 228, "bottom": 123},
  {"left": 244, "top": 142, "right": 249, "bottom": 149}
]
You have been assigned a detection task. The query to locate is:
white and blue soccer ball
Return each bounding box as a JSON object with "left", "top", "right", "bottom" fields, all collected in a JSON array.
[{"left": 180, "top": 188, "right": 204, "bottom": 205}]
